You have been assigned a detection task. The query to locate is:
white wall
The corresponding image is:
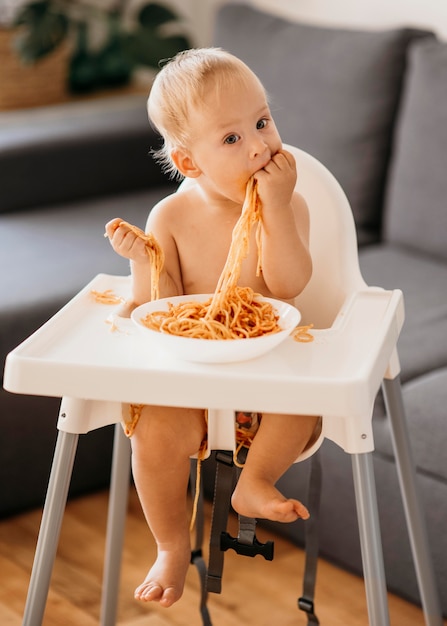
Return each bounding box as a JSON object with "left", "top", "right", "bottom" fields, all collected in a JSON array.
[
  {"left": 178, "top": 0, "right": 447, "bottom": 45},
  {"left": 157, "top": 0, "right": 218, "bottom": 45},
  {"left": 251, "top": 0, "right": 447, "bottom": 39}
]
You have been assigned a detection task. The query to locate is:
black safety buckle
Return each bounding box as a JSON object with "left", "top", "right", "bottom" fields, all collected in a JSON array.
[
  {"left": 220, "top": 531, "right": 274, "bottom": 560},
  {"left": 215, "top": 450, "right": 235, "bottom": 466},
  {"left": 190, "top": 548, "right": 203, "bottom": 564},
  {"left": 298, "top": 596, "right": 320, "bottom": 624},
  {"left": 299, "top": 596, "right": 316, "bottom": 613}
]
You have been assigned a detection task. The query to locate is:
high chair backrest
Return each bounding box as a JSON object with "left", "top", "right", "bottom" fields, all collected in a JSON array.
[
  {"left": 176, "top": 144, "right": 367, "bottom": 328},
  {"left": 284, "top": 145, "right": 366, "bottom": 328}
]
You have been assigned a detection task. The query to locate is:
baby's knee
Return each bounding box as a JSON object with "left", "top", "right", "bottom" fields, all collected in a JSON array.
[{"left": 123, "top": 403, "right": 206, "bottom": 454}]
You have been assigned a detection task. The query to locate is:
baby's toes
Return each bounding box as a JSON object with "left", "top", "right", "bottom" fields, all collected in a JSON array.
[{"left": 135, "top": 581, "right": 163, "bottom": 602}]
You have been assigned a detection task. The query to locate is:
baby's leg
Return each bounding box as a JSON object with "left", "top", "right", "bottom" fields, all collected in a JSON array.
[
  {"left": 231, "top": 413, "right": 321, "bottom": 523},
  {"left": 130, "top": 405, "right": 206, "bottom": 607}
]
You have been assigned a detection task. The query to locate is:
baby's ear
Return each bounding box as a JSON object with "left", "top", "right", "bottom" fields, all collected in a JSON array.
[{"left": 171, "top": 148, "right": 201, "bottom": 178}]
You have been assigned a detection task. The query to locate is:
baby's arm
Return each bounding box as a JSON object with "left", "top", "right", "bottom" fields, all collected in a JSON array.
[
  {"left": 254, "top": 150, "right": 312, "bottom": 299},
  {"left": 105, "top": 209, "right": 182, "bottom": 305}
]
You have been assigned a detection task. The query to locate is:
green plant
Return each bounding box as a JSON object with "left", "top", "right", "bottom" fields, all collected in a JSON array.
[{"left": 13, "top": 0, "right": 191, "bottom": 92}]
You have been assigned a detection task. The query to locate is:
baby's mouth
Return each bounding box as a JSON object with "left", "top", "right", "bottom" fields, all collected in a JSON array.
[{"left": 258, "top": 156, "right": 272, "bottom": 172}]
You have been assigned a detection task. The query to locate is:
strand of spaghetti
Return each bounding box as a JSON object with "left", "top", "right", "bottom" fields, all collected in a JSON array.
[
  {"left": 118, "top": 221, "right": 164, "bottom": 301},
  {"left": 233, "top": 425, "right": 257, "bottom": 468},
  {"left": 214, "top": 180, "right": 259, "bottom": 295},
  {"left": 123, "top": 404, "right": 145, "bottom": 437},
  {"left": 255, "top": 219, "right": 263, "bottom": 277},
  {"left": 292, "top": 324, "right": 314, "bottom": 343},
  {"left": 206, "top": 177, "right": 261, "bottom": 318},
  {"left": 90, "top": 289, "right": 124, "bottom": 305},
  {"left": 189, "top": 441, "right": 208, "bottom": 531}
]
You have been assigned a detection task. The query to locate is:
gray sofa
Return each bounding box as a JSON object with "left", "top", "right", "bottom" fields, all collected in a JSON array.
[
  {"left": 0, "top": 96, "right": 176, "bottom": 512},
  {"left": 1, "top": 2, "right": 446, "bottom": 616}
]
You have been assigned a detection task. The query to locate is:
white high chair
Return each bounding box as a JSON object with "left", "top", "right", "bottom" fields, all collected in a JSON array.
[{"left": 3, "top": 146, "right": 442, "bottom": 626}]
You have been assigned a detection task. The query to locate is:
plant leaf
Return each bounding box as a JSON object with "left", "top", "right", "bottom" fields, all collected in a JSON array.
[
  {"left": 137, "top": 3, "right": 179, "bottom": 28},
  {"left": 13, "top": 1, "right": 48, "bottom": 26},
  {"left": 13, "top": 1, "right": 68, "bottom": 63},
  {"left": 156, "top": 34, "right": 190, "bottom": 60},
  {"left": 96, "top": 19, "right": 133, "bottom": 86},
  {"left": 126, "top": 27, "right": 190, "bottom": 68}
]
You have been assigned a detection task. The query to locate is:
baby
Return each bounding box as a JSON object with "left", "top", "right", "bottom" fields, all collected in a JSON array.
[{"left": 105, "top": 47, "right": 322, "bottom": 609}]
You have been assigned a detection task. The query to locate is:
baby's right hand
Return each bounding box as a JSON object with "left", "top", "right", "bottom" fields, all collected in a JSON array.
[{"left": 105, "top": 218, "right": 150, "bottom": 264}]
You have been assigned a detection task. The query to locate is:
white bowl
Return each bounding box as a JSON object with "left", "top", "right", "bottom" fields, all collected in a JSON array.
[{"left": 131, "top": 294, "right": 301, "bottom": 364}]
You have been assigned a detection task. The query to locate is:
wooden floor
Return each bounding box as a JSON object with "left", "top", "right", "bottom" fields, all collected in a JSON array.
[{"left": 0, "top": 486, "right": 443, "bottom": 626}]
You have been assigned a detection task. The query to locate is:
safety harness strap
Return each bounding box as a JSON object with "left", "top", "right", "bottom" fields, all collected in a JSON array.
[
  {"left": 238, "top": 514, "right": 257, "bottom": 545},
  {"left": 206, "top": 451, "right": 236, "bottom": 594},
  {"left": 192, "top": 448, "right": 323, "bottom": 625},
  {"left": 298, "top": 450, "right": 322, "bottom": 625},
  {"left": 189, "top": 460, "right": 213, "bottom": 626}
]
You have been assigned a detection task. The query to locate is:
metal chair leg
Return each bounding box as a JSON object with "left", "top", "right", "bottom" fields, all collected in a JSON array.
[
  {"left": 23, "top": 430, "right": 79, "bottom": 626},
  {"left": 382, "top": 377, "right": 443, "bottom": 626},
  {"left": 100, "top": 424, "right": 132, "bottom": 626},
  {"left": 351, "top": 452, "right": 390, "bottom": 626}
]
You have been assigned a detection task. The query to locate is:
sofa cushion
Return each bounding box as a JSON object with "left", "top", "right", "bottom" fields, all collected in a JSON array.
[
  {"left": 0, "top": 94, "right": 167, "bottom": 213},
  {"left": 384, "top": 38, "right": 447, "bottom": 261},
  {"left": 214, "top": 3, "right": 433, "bottom": 244},
  {"left": 359, "top": 244, "right": 447, "bottom": 382},
  {"left": 0, "top": 185, "right": 174, "bottom": 367},
  {"left": 372, "top": 367, "right": 447, "bottom": 482}
]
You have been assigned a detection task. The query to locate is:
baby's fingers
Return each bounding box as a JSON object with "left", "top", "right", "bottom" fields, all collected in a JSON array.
[
  {"left": 271, "top": 149, "right": 296, "bottom": 171},
  {"left": 105, "top": 218, "right": 123, "bottom": 238}
]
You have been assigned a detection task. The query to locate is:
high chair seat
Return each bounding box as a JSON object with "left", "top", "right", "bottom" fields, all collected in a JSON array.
[{"left": 3, "top": 146, "right": 442, "bottom": 626}]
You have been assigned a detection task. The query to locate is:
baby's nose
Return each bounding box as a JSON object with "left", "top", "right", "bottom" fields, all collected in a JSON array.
[{"left": 249, "top": 138, "right": 268, "bottom": 159}]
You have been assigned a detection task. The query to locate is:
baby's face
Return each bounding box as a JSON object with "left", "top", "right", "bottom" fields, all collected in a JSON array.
[{"left": 186, "top": 71, "right": 282, "bottom": 204}]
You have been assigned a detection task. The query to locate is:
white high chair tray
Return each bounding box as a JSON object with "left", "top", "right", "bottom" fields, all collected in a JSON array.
[{"left": 4, "top": 274, "right": 403, "bottom": 452}]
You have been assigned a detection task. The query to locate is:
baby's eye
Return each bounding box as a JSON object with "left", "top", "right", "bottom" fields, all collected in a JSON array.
[
  {"left": 256, "top": 118, "right": 268, "bottom": 130},
  {"left": 224, "top": 134, "right": 240, "bottom": 145}
]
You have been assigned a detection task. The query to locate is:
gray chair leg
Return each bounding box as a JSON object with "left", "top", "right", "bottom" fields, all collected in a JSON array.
[
  {"left": 23, "top": 430, "right": 79, "bottom": 626},
  {"left": 351, "top": 452, "right": 390, "bottom": 626},
  {"left": 382, "top": 377, "right": 443, "bottom": 626},
  {"left": 100, "top": 424, "right": 132, "bottom": 626}
]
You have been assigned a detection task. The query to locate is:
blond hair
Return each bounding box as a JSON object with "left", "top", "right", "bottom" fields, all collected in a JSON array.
[{"left": 147, "top": 47, "right": 266, "bottom": 179}]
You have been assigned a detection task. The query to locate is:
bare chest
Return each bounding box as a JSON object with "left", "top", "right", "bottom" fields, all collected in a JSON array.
[{"left": 174, "top": 213, "right": 267, "bottom": 296}]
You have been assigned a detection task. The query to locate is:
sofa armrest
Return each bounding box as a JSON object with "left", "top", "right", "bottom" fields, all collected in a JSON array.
[{"left": 0, "top": 94, "right": 169, "bottom": 213}]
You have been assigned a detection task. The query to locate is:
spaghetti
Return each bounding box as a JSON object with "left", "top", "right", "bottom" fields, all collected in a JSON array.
[
  {"left": 122, "top": 178, "right": 312, "bottom": 343},
  {"left": 116, "top": 221, "right": 165, "bottom": 302},
  {"left": 292, "top": 323, "right": 314, "bottom": 343},
  {"left": 139, "top": 178, "right": 283, "bottom": 340},
  {"left": 206, "top": 177, "right": 263, "bottom": 318},
  {"left": 141, "top": 286, "right": 281, "bottom": 340},
  {"left": 90, "top": 289, "right": 124, "bottom": 305}
]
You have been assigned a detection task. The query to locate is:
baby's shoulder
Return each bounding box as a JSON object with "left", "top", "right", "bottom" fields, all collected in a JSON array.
[
  {"left": 146, "top": 184, "right": 200, "bottom": 230},
  {"left": 153, "top": 184, "right": 198, "bottom": 215},
  {"left": 146, "top": 188, "right": 183, "bottom": 220}
]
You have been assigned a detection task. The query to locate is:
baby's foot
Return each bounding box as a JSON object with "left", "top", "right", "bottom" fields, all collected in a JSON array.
[
  {"left": 231, "top": 476, "right": 310, "bottom": 523},
  {"left": 134, "top": 544, "right": 190, "bottom": 607}
]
